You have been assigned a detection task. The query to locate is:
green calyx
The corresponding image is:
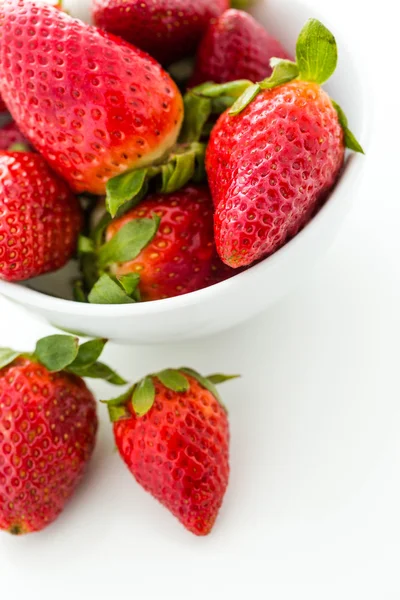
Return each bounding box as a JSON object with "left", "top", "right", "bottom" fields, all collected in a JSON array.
[
  {"left": 104, "top": 368, "right": 239, "bottom": 422},
  {"left": 0, "top": 335, "right": 126, "bottom": 385},
  {"left": 185, "top": 18, "right": 363, "bottom": 154},
  {"left": 74, "top": 211, "right": 160, "bottom": 304},
  {"left": 105, "top": 142, "right": 206, "bottom": 218},
  {"left": 180, "top": 80, "right": 253, "bottom": 143}
]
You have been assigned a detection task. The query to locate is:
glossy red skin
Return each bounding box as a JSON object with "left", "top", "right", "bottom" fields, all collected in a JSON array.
[
  {"left": 190, "top": 9, "right": 291, "bottom": 87},
  {"left": 106, "top": 185, "right": 236, "bottom": 300},
  {"left": 92, "top": 0, "right": 228, "bottom": 66},
  {"left": 206, "top": 81, "right": 345, "bottom": 268},
  {"left": 0, "top": 0, "right": 183, "bottom": 195},
  {"left": 113, "top": 374, "right": 229, "bottom": 535},
  {"left": 0, "top": 358, "right": 98, "bottom": 534},
  {"left": 0, "top": 121, "right": 30, "bottom": 151},
  {"left": 0, "top": 152, "right": 82, "bottom": 282}
]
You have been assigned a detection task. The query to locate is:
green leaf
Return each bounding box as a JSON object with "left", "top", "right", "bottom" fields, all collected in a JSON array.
[
  {"left": 156, "top": 369, "right": 190, "bottom": 392},
  {"left": 229, "top": 83, "right": 261, "bottom": 116},
  {"left": 88, "top": 274, "right": 137, "bottom": 305},
  {"left": 78, "top": 235, "right": 95, "bottom": 254},
  {"left": 73, "top": 280, "right": 87, "bottom": 303},
  {"left": 296, "top": 18, "right": 337, "bottom": 84},
  {"left": 69, "top": 338, "right": 107, "bottom": 369},
  {"left": 69, "top": 361, "right": 127, "bottom": 385},
  {"left": 179, "top": 93, "right": 212, "bottom": 143},
  {"left": 34, "top": 335, "right": 79, "bottom": 372},
  {"left": 206, "top": 374, "right": 240, "bottom": 384},
  {"left": 92, "top": 212, "right": 112, "bottom": 247},
  {"left": 106, "top": 168, "right": 148, "bottom": 218},
  {"left": 104, "top": 387, "right": 134, "bottom": 422},
  {"left": 118, "top": 273, "right": 141, "bottom": 299},
  {"left": 0, "top": 348, "right": 21, "bottom": 369},
  {"left": 259, "top": 59, "right": 299, "bottom": 89},
  {"left": 132, "top": 376, "right": 155, "bottom": 417},
  {"left": 180, "top": 367, "right": 226, "bottom": 411},
  {"left": 98, "top": 216, "right": 160, "bottom": 269},
  {"left": 160, "top": 149, "right": 196, "bottom": 194},
  {"left": 194, "top": 80, "right": 253, "bottom": 99},
  {"left": 331, "top": 100, "right": 365, "bottom": 154}
]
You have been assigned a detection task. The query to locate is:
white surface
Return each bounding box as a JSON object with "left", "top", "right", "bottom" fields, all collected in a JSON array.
[
  {"left": 0, "top": 0, "right": 399, "bottom": 598},
  {"left": 0, "top": 0, "right": 367, "bottom": 344}
]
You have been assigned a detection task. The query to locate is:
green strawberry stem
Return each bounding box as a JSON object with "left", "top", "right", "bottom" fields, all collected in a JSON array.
[
  {"left": 104, "top": 368, "right": 240, "bottom": 421},
  {"left": 105, "top": 141, "right": 206, "bottom": 218},
  {"left": 0, "top": 335, "right": 126, "bottom": 384},
  {"left": 182, "top": 18, "right": 364, "bottom": 153}
]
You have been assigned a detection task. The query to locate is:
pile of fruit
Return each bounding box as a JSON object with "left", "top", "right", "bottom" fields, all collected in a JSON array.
[
  {"left": 0, "top": 0, "right": 362, "bottom": 303},
  {"left": 0, "top": 0, "right": 363, "bottom": 536}
]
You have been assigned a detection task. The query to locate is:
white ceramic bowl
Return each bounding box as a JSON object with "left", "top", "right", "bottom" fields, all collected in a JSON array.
[{"left": 0, "top": 0, "right": 368, "bottom": 344}]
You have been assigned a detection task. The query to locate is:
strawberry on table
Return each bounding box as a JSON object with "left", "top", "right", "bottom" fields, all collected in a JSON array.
[
  {"left": 0, "top": 151, "right": 82, "bottom": 282},
  {"left": 203, "top": 19, "right": 364, "bottom": 268},
  {"left": 0, "top": 0, "right": 183, "bottom": 195},
  {"left": 0, "top": 335, "right": 126, "bottom": 534},
  {"left": 82, "top": 185, "right": 236, "bottom": 303},
  {"left": 190, "top": 9, "right": 291, "bottom": 87},
  {"left": 92, "top": 0, "right": 229, "bottom": 66},
  {"left": 106, "top": 368, "right": 234, "bottom": 535}
]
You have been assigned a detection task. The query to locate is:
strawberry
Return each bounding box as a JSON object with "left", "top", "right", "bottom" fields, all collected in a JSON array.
[
  {"left": 190, "top": 9, "right": 291, "bottom": 87},
  {"left": 0, "top": 0, "right": 183, "bottom": 195},
  {"left": 84, "top": 185, "right": 236, "bottom": 303},
  {"left": 92, "top": 0, "right": 229, "bottom": 66},
  {"left": 0, "top": 151, "right": 82, "bottom": 282},
  {"left": 106, "top": 368, "right": 234, "bottom": 535},
  {"left": 203, "top": 19, "right": 364, "bottom": 268},
  {"left": 0, "top": 121, "right": 30, "bottom": 151},
  {"left": 0, "top": 97, "right": 7, "bottom": 113},
  {"left": 0, "top": 335, "right": 126, "bottom": 534}
]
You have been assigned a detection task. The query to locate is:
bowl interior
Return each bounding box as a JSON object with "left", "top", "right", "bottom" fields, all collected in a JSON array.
[{"left": 0, "top": 0, "right": 366, "bottom": 320}]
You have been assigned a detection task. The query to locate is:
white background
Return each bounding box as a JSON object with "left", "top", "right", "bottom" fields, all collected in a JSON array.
[{"left": 1, "top": 0, "right": 399, "bottom": 598}]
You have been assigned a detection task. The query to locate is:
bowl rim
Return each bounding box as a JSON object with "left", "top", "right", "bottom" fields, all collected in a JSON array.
[{"left": 0, "top": 0, "right": 370, "bottom": 319}]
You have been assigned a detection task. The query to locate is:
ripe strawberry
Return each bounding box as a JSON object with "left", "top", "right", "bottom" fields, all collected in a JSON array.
[
  {"left": 190, "top": 9, "right": 291, "bottom": 87},
  {"left": 0, "top": 0, "right": 183, "bottom": 195},
  {"left": 0, "top": 151, "right": 82, "bottom": 282},
  {"left": 0, "top": 335, "right": 126, "bottom": 534},
  {"left": 107, "top": 368, "right": 233, "bottom": 535},
  {"left": 205, "top": 19, "right": 364, "bottom": 268},
  {"left": 88, "top": 185, "right": 236, "bottom": 302},
  {"left": 92, "top": 0, "right": 229, "bottom": 66},
  {"left": 0, "top": 121, "right": 30, "bottom": 151}
]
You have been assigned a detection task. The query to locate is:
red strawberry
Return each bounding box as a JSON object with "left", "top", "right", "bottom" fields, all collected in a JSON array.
[
  {"left": 90, "top": 185, "right": 235, "bottom": 302},
  {"left": 0, "top": 97, "right": 7, "bottom": 113},
  {"left": 92, "top": 0, "right": 229, "bottom": 66},
  {"left": 0, "top": 0, "right": 183, "bottom": 195},
  {"left": 0, "top": 121, "right": 30, "bottom": 151},
  {"left": 108, "top": 368, "right": 232, "bottom": 535},
  {"left": 190, "top": 9, "right": 291, "bottom": 87},
  {"left": 205, "top": 19, "right": 364, "bottom": 268},
  {"left": 0, "top": 335, "right": 125, "bottom": 535},
  {"left": 0, "top": 151, "right": 82, "bottom": 282}
]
